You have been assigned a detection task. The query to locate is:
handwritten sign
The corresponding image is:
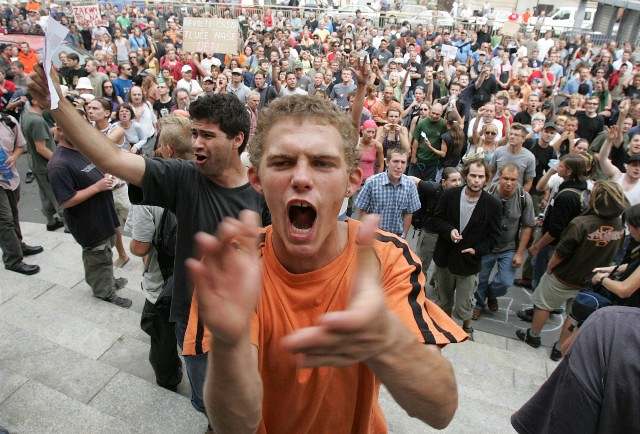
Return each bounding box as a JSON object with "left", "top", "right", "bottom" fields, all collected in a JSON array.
[
  {"left": 441, "top": 44, "right": 458, "bottom": 60},
  {"left": 500, "top": 21, "right": 520, "bottom": 37},
  {"left": 183, "top": 18, "right": 239, "bottom": 55},
  {"left": 72, "top": 4, "right": 105, "bottom": 28}
]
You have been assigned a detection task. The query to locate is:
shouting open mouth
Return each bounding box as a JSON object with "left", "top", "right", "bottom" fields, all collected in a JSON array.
[{"left": 287, "top": 199, "right": 318, "bottom": 241}]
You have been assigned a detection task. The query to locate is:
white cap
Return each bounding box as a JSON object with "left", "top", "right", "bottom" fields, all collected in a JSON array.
[{"left": 181, "top": 64, "right": 192, "bottom": 73}]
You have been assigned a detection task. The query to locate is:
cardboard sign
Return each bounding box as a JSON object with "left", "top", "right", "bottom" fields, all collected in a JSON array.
[
  {"left": 441, "top": 44, "right": 458, "bottom": 60},
  {"left": 72, "top": 4, "right": 106, "bottom": 28},
  {"left": 500, "top": 21, "right": 520, "bottom": 37},
  {"left": 182, "top": 18, "right": 239, "bottom": 55}
]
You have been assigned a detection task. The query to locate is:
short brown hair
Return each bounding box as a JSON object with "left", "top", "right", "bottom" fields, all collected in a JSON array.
[
  {"left": 249, "top": 95, "right": 358, "bottom": 171},
  {"left": 462, "top": 159, "right": 491, "bottom": 180}
]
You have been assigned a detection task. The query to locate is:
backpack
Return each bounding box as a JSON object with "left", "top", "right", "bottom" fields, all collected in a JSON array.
[{"left": 152, "top": 208, "right": 178, "bottom": 300}]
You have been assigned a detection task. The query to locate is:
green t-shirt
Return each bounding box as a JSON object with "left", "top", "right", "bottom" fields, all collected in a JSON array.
[
  {"left": 116, "top": 16, "right": 131, "bottom": 30},
  {"left": 413, "top": 118, "right": 447, "bottom": 163},
  {"left": 20, "top": 110, "right": 56, "bottom": 174}
]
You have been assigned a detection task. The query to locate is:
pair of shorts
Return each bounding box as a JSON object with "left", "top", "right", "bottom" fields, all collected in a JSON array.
[
  {"left": 532, "top": 272, "right": 579, "bottom": 311},
  {"left": 112, "top": 183, "right": 131, "bottom": 227}
]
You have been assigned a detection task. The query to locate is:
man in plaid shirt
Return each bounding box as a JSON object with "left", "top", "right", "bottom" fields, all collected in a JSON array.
[{"left": 355, "top": 148, "right": 420, "bottom": 237}]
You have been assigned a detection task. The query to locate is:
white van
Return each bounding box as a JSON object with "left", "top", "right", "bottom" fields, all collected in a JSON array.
[{"left": 535, "top": 7, "right": 596, "bottom": 32}]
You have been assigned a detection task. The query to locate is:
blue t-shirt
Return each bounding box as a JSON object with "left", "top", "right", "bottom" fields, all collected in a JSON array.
[{"left": 113, "top": 77, "right": 133, "bottom": 101}]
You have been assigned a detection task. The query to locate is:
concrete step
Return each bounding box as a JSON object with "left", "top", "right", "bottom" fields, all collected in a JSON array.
[{"left": 0, "top": 369, "right": 136, "bottom": 434}]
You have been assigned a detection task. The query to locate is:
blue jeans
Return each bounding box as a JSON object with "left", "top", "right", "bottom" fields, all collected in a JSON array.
[
  {"left": 475, "top": 250, "right": 516, "bottom": 308},
  {"left": 174, "top": 319, "right": 208, "bottom": 414},
  {"left": 532, "top": 244, "right": 555, "bottom": 291}
]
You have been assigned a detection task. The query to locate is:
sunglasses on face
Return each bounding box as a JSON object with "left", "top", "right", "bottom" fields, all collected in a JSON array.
[{"left": 485, "top": 131, "right": 497, "bottom": 135}]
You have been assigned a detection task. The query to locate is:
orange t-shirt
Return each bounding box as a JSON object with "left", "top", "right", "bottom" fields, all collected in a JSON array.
[
  {"left": 183, "top": 219, "right": 467, "bottom": 433},
  {"left": 18, "top": 50, "right": 38, "bottom": 74}
]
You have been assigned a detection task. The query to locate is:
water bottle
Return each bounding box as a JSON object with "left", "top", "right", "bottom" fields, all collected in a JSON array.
[{"left": 0, "top": 146, "right": 13, "bottom": 181}]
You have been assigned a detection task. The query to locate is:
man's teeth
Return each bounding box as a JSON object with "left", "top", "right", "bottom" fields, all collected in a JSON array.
[{"left": 291, "top": 225, "right": 312, "bottom": 233}]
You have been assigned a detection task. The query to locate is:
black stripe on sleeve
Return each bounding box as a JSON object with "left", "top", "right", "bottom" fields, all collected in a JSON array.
[
  {"left": 376, "top": 233, "right": 441, "bottom": 344},
  {"left": 195, "top": 318, "right": 205, "bottom": 355}
]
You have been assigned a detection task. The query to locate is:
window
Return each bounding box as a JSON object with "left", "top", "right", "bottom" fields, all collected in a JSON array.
[{"left": 555, "top": 11, "right": 571, "bottom": 20}]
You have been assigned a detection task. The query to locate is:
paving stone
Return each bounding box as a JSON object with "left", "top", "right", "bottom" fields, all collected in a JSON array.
[
  {"left": 0, "top": 346, "right": 118, "bottom": 404},
  {"left": 0, "top": 297, "right": 121, "bottom": 360},
  {"left": 443, "top": 340, "right": 547, "bottom": 378},
  {"left": 37, "top": 284, "right": 149, "bottom": 342},
  {"left": 0, "top": 379, "right": 136, "bottom": 434},
  {"left": 0, "top": 270, "right": 54, "bottom": 304},
  {"left": 472, "top": 329, "right": 508, "bottom": 350},
  {"left": 70, "top": 281, "right": 147, "bottom": 315},
  {"left": 98, "top": 336, "right": 156, "bottom": 384},
  {"left": 89, "top": 371, "right": 208, "bottom": 433},
  {"left": 18, "top": 258, "right": 85, "bottom": 288},
  {"left": 0, "top": 320, "right": 60, "bottom": 362},
  {"left": 0, "top": 369, "right": 28, "bottom": 405}
]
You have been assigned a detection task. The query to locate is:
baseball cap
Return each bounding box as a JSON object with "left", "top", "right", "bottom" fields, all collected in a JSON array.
[
  {"left": 532, "top": 112, "right": 546, "bottom": 122},
  {"left": 232, "top": 67, "right": 244, "bottom": 75},
  {"left": 202, "top": 75, "right": 214, "bottom": 82},
  {"left": 294, "top": 61, "right": 303, "bottom": 69},
  {"left": 543, "top": 121, "right": 557, "bottom": 131},
  {"left": 181, "top": 65, "right": 192, "bottom": 73}
]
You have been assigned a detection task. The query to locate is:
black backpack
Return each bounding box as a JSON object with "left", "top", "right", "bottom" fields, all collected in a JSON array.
[{"left": 152, "top": 208, "right": 178, "bottom": 299}]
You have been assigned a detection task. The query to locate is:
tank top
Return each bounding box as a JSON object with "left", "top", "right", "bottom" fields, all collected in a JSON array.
[
  {"left": 101, "top": 123, "right": 126, "bottom": 150},
  {"left": 382, "top": 130, "right": 401, "bottom": 157},
  {"left": 358, "top": 143, "right": 377, "bottom": 182},
  {"left": 615, "top": 173, "right": 640, "bottom": 206}
]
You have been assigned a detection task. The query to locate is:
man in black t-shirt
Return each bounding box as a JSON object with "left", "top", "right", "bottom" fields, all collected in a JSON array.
[
  {"left": 30, "top": 65, "right": 267, "bottom": 418},
  {"left": 512, "top": 307, "right": 640, "bottom": 434},
  {"left": 576, "top": 97, "right": 605, "bottom": 144},
  {"left": 527, "top": 122, "right": 556, "bottom": 203},
  {"left": 47, "top": 126, "right": 132, "bottom": 308}
]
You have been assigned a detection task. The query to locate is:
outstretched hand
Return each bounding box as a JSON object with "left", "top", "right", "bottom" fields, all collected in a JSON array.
[
  {"left": 352, "top": 56, "right": 372, "bottom": 86},
  {"left": 186, "top": 210, "right": 262, "bottom": 345},
  {"left": 27, "top": 63, "right": 63, "bottom": 111}
]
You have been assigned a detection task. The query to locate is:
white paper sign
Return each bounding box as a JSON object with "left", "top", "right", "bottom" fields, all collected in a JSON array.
[
  {"left": 44, "top": 16, "right": 69, "bottom": 109},
  {"left": 441, "top": 44, "right": 458, "bottom": 60}
]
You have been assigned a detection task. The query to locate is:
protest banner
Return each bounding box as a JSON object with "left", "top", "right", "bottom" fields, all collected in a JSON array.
[
  {"left": 500, "top": 21, "right": 519, "bottom": 37},
  {"left": 441, "top": 44, "right": 458, "bottom": 60},
  {"left": 72, "top": 4, "right": 105, "bottom": 28},
  {"left": 182, "top": 17, "right": 240, "bottom": 55}
]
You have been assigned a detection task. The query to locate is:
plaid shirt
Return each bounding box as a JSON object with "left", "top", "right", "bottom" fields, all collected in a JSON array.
[{"left": 355, "top": 172, "right": 420, "bottom": 235}]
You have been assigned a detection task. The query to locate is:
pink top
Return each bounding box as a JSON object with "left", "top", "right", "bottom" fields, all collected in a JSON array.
[{"left": 359, "top": 144, "right": 377, "bottom": 182}]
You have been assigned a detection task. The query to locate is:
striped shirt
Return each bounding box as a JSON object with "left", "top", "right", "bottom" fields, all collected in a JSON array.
[{"left": 355, "top": 171, "right": 420, "bottom": 235}]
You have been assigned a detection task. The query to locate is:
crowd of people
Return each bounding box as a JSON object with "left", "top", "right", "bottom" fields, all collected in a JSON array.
[{"left": 1, "top": 0, "right": 640, "bottom": 432}]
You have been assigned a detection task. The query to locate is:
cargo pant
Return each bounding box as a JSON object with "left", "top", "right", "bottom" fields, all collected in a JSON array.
[{"left": 82, "top": 236, "right": 116, "bottom": 300}]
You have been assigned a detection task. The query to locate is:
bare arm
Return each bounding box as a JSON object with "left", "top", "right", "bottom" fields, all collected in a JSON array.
[
  {"left": 207, "top": 339, "right": 262, "bottom": 434},
  {"left": 523, "top": 178, "right": 533, "bottom": 193},
  {"left": 129, "top": 239, "right": 151, "bottom": 257},
  {"left": 599, "top": 265, "right": 640, "bottom": 299},
  {"left": 402, "top": 213, "right": 412, "bottom": 238},
  {"left": 61, "top": 177, "right": 112, "bottom": 209},
  {"left": 597, "top": 129, "right": 622, "bottom": 179},
  {"left": 367, "top": 316, "right": 457, "bottom": 429},
  {"left": 536, "top": 166, "right": 556, "bottom": 192},
  {"left": 399, "top": 127, "right": 411, "bottom": 153},
  {"left": 375, "top": 141, "right": 384, "bottom": 173},
  {"left": 29, "top": 64, "right": 146, "bottom": 186},
  {"left": 33, "top": 139, "right": 53, "bottom": 161}
]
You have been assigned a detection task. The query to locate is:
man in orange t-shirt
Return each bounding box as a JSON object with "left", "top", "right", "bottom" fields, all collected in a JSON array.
[
  {"left": 187, "top": 73, "right": 467, "bottom": 433},
  {"left": 18, "top": 42, "right": 38, "bottom": 74}
]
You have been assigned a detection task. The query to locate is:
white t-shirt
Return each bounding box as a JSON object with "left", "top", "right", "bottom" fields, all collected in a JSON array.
[{"left": 614, "top": 173, "right": 640, "bottom": 206}]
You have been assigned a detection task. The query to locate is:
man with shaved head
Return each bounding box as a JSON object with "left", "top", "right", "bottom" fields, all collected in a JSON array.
[{"left": 411, "top": 102, "right": 447, "bottom": 181}]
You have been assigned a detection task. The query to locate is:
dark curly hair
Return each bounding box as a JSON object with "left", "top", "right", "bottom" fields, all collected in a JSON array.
[{"left": 188, "top": 94, "right": 250, "bottom": 154}]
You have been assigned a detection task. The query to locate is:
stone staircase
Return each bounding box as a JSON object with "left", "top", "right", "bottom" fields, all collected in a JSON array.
[{"left": 0, "top": 222, "right": 557, "bottom": 434}]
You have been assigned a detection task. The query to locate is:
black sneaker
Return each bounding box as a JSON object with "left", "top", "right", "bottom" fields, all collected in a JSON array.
[
  {"left": 105, "top": 295, "right": 132, "bottom": 308},
  {"left": 25, "top": 171, "right": 35, "bottom": 184},
  {"left": 46, "top": 220, "right": 64, "bottom": 231},
  {"left": 516, "top": 328, "right": 541, "bottom": 348},
  {"left": 517, "top": 308, "right": 534, "bottom": 322},
  {"left": 6, "top": 262, "right": 40, "bottom": 275},
  {"left": 550, "top": 342, "right": 563, "bottom": 361},
  {"left": 114, "top": 277, "right": 128, "bottom": 290}
]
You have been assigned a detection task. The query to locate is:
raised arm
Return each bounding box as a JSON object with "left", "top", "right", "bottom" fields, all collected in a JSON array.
[
  {"left": 351, "top": 59, "right": 371, "bottom": 129},
  {"left": 28, "top": 65, "right": 146, "bottom": 186},
  {"left": 597, "top": 125, "right": 623, "bottom": 179}
]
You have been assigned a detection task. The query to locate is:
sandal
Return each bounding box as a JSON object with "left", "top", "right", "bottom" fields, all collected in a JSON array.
[
  {"left": 114, "top": 257, "right": 130, "bottom": 268},
  {"left": 472, "top": 307, "right": 482, "bottom": 320},
  {"left": 487, "top": 298, "right": 499, "bottom": 312}
]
